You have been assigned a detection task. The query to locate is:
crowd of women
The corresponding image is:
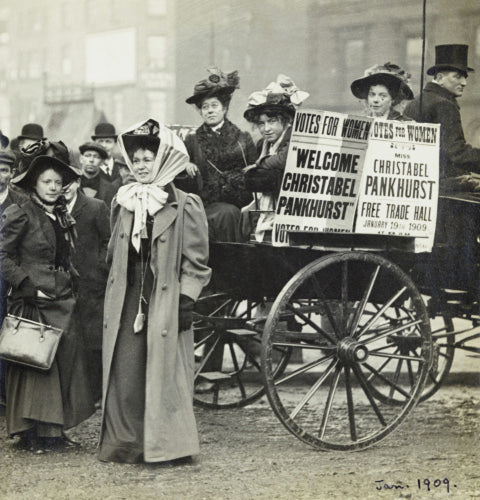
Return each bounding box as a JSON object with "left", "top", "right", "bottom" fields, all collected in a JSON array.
[{"left": 0, "top": 62, "right": 414, "bottom": 463}]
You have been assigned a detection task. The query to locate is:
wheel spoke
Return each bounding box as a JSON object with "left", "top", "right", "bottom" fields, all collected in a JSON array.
[
  {"left": 228, "top": 341, "right": 247, "bottom": 399},
  {"left": 362, "top": 319, "right": 423, "bottom": 345},
  {"left": 319, "top": 364, "right": 342, "bottom": 439},
  {"left": 369, "top": 351, "right": 423, "bottom": 362},
  {"left": 290, "top": 359, "right": 338, "bottom": 419},
  {"left": 352, "top": 364, "right": 387, "bottom": 426},
  {"left": 194, "top": 331, "right": 216, "bottom": 349},
  {"left": 286, "top": 303, "right": 336, "bottom": 345},
  {"left": 275, "top": 354, "right": 335, "bottom": 386},
  {"left": 309, "top": 274, "right": 342, "bottom": 339},
  {"left": 362, "top": 362, "right": 411, "bottom": 399},
  {"left": 365, "top": 350, "right": 397, "bottom": 382},
  {"left": 406, "top": 359, "right": 415, "bottom": 387},
  {"left": 348, "top": 265, "right": 380, "bottom": 336},
  {"left": 237, "top": 342, "right": 262, "bottom": 372},
  {"left": 344, "top": 365, "right": 357, "bottom": 442},
  {"left": 341, "top": 261, "right": 348, "bottom": 334},
  {"left": 355, "top": 286, "right": 408, "bottom": 339},
  {"left": 389, "top": 359, "right": 403, "bottom": 399},
  {"left": 194, "top": 335, "right": 222, "bottom": 379}
]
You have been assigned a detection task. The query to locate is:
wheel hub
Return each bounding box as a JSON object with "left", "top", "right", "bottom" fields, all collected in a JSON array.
[{"left": 337, "top": 337, "right": 369, "bottom": 364}]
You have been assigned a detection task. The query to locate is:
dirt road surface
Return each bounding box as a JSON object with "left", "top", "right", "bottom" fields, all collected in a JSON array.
[{"left": 0, "top": 350, "right": 479, "bottom": 500}]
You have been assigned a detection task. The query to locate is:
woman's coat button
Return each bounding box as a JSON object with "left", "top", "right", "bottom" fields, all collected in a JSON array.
[
  {"left": 161, "top": 283, "right": 167, "bottom": 290},
  {"left": 120, "top": 233, "right": 124, "bottom": 239},
  {"left": 159, "top": 234, "right": 167, "bottom": 242},
  {"left": 161, "top": 329, "right": 167, "bottom": 336},
  {"left": 110, "top": 277, "right": 114, "bottom": 283}
]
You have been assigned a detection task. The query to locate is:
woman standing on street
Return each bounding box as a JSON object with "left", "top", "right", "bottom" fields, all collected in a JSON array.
[
  {"left": 184, "top": 67, "right": 257, "bottom": 242},
  {"left": 99, "top": 119, "right": 211, "bottom": 464},
  {"left": 0, "top": 155, "right": 94, "bottom": 452}
]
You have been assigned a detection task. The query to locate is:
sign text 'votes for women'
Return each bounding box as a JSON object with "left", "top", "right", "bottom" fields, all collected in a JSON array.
[{"left": 272, "top": 109, "right": 439, "bottom": 252}]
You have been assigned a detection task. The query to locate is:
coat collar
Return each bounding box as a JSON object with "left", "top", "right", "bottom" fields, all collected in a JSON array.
[
  {"left": 119, "top": 183, "right": 179, "bottom": 243},
  {"left": 71, "top": 191, "right": 89, "bottom": 217},
  {"left": 424, "top": 81, "right": 459, "bottom": 107}
]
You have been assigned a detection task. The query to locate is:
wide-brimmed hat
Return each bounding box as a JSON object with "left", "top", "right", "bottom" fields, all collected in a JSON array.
[
  {"left": 12, "top": 155, "right": 81, "bottom": 190},
  {"left": 0, "top": 150, "right": 16, "bottom": 166},
  {"left": 427, "top": 44, "right": 474, "bottom": 76},
  {"left": 91, "top": 122, "right": 118, "bottom": 140},
  {"left": 186, "top": 67, "right": 240, "bottom": 106},
  {"left": 17, "top": 123, "right": 45, "bottom": 142},
  {"left": 244, "top": 75, "right": 309, "bottom": 122},
  {"left": 79, "top": 141, "right": 109, "bottom": 159},
  {"left": 121, "top": 118, "right": 161, "bottom": 156},
  {"left": 0, "top": 130, "right": 9, "bottom": 148},
  {"left": 351, "top": 63, "right": 414, "bottom": 101}
]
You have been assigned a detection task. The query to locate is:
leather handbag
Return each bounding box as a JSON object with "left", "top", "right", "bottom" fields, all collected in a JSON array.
[{"left": 0, "top": 313, "right": 63, "bottom": 371}]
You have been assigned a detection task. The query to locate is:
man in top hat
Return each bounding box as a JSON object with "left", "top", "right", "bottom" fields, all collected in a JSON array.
[
  {"left": 91, "top": 122, "right": 122, "bottom": 186},
  {"left": 16, "top": 123, "right": 46, "bottom": 152},
  {"left": 78, "top": 141, "right": 117, "bottom": 209},
  {"left": 404, "top": 44, "right": 480, "bottom": 192}
]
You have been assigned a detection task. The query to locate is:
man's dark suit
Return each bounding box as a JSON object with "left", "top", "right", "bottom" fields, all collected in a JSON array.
[{"left": 71, "top": 191, "right": 111, "bottom": 401}]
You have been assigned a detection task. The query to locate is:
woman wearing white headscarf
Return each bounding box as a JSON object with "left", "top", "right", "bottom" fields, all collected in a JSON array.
[{"left": 99, "top": 119, "right": 211, "bottom": 463}]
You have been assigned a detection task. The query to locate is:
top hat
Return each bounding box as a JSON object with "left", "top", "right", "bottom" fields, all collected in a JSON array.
[
  {"left": 351, "top": 62, "right": 414, "bottom": 101},
  {"left": 79, "top": 141, "right": 109, "bottom": 160},
  {"left": 427, "top": 44, "right": 474, "bottom": 76},
  {"left": 186, "top": 67, "right": 239, "bottom": 106},
  {"left": 17, "top": 123, "right": 45, "bottom": 142},
  {"left": 0, "top": 130, "right": 9, "bottom": 149},
  {"left": 12, "top": 155, "right": 81, "bottom": 190},
  {"left": 0, "top": 150, "right": 16, "bottom": 166},
  {"left": 91, "top": 122, "right": 118, "bottom": 140}
]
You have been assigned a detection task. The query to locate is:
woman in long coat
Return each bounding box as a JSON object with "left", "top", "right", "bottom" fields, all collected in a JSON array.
[
  {"left": 99, "top": 118, "right": 211, "bottom": 463},
  {"left": 184, "top": 67, "right": 257, "bottom": 242},
  {"left": 0, "top": 155, "right": 94, "bottom": 451}
]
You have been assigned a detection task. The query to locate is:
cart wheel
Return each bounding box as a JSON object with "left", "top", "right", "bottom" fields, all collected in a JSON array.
[
  {"left": 419, "top": 313, "right": 455, "bottom": 402},
  {"left": 193, "top": 293, "right": 291, "bottom": 409},
  {"left": 261, "top": 251, "right": 432, "bottom": 450}
]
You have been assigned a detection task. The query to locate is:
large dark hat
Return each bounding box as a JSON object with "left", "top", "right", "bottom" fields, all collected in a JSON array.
[
  {"left": 17, "top": 123, "right": 45, "bottom": 142},
  {"left": 186, "top": 67, "right": 240, "bottom": 106},
  {"left": 121, "top": 119, "right": 161, "bottom": 154},
  {"left": 0, "top": 150, "right": 16, "bottom": 166},
  {"left": 0, "top": 130, "right": 9, "bottom": 149},
  {"left": 427, "top": 44, "right": 474, "bottom": 76},
  {"left": 244, "top": 75, "right": 309, "bottom": 122},
  {"left": 79, "top": 141, "right": 109, "bottom": 160},
  {"left": 91, "top": 122, "right": 118, "bottom": 140},
  {"left": 351, "top": 62, "right": 414, "bottom": 101},
  {"left": 12, "top": 155, "right": 81, "bottom": 190}
]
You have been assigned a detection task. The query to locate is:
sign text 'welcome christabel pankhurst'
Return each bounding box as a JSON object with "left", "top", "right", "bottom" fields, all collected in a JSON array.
[{"left": 272, "top": 109, "right": 439, "bottom": 252}]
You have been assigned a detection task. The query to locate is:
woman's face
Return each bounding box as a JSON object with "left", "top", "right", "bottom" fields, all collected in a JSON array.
[
  {"left": 367, "top": 84, "right": 393, "bottom": 117},
  {"left": 256, "top": 114, "right": 287, "bottom": 144},
  {"left": 35, "top": 168, "right": 63, "bottom": 202},
  {"left": 200, "top": 97, "right": 227, "bottom": 127},
  {"left": 132, "top": 148, "right": 156, "bottom": 182}
]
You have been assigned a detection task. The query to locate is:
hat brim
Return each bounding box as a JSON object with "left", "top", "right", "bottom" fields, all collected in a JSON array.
[
  {"left": 79, "top": 144, "right": 109, "bottom": 159},
  {"left": 122, "top": 134, "right": 160, "bottom": 156},
  {"left": 186, "top": 86, "right": 235, "bottom": 105},
  {"left": 426, "top": 63, "right": 474, "bottom": 76},
  {"left": 0, "top": 135, "right": 8, "bottom": 148},
  {"left": 351, "top": 73, "right": 414, "bottom": 101},
  {"left": 243, "top": 103, "right": 296, "bottom": 122},
  {"left": 17, "top": 135, "right": 46, "bottom": 142},
  {"left": 91, "top": 134, "right": 118, "bottom": 140},
  {"left": 12, "top": 155, "right": 81, "bottom": 189}
]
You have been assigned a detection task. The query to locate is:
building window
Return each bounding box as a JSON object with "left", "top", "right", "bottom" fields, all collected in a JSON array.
[
  {"left": 148, "top": 91, "right": 167, "bottom": 121},
  {"left": 344, "top": 38, "right": 364, "bottom": 90},
  {"left": 147, "top": 0, "right": 166, "bottom": 15},
  {"left": 147, "top": 35, "right": 166, "bottom": 69}
]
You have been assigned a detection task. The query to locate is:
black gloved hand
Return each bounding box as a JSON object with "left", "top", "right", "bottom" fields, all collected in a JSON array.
[
  {"left": 17, "top": 278, "right": 37, "bottom": 303},
  {"left": 178, "top": 294, "right": 195, "bottom": 332},
  {"left": 244, "top": 166, "right": 276, "bottom": 192}
]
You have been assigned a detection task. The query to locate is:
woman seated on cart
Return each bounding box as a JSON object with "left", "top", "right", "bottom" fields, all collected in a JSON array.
[
  {"left": 183, "top": 68, "right": 257, "bottom": 242},
  {"left": 241, "top": 75, "right": 309, "bottom": 242},
  {"left": 350, "top": 62, "right": 414, "bottom": 120}
]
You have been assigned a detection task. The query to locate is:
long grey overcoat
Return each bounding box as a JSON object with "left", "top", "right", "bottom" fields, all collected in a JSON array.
[{"left": 101, "top": 185, "right": 211, "bottom": 462}]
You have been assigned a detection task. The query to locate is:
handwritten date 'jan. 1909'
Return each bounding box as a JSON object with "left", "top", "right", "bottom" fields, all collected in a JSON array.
[{"left": 375, "top": 478, "right": 456, "bottom": 493}]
